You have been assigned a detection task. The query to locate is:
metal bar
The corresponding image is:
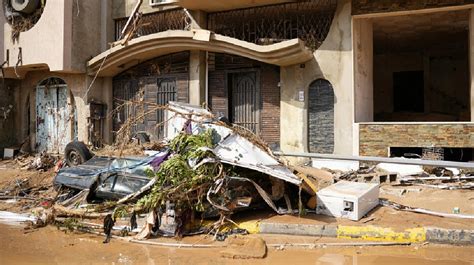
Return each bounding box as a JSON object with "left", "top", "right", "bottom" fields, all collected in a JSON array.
[
  {"left": 120, "top": 0, "right": 143, "bottom": 38},
  {"left": 273, "top": 152, "right": 474, "bottom": 169}
]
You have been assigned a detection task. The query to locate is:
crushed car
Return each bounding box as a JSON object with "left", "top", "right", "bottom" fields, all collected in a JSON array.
[{"left": 53, "top": 102, "right": 303, "bottom": 238}]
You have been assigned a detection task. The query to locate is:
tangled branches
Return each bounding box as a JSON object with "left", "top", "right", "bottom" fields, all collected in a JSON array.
[{"left": 136, "top": 128, "right": 222, "bottom": 214}]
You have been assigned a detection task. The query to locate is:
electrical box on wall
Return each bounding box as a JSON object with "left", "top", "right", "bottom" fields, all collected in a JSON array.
[
  {"left": 298, "top": 90, "right": 304, "bottom": 102},
  {"left": 316, "top": 181, "right": 379, "bottom": 221}
]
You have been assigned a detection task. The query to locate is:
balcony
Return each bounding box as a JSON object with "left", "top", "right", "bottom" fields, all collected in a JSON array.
[{"left": 175, "top": 0, "right": 296, "bottom": 12}]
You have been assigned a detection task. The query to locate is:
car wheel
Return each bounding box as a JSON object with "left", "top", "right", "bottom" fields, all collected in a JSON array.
[{"left": 64, "top": 141, "right": 93, "bottom": 167}]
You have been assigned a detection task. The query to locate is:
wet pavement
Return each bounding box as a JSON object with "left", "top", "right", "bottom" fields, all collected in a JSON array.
[{"left": 0, "top": 224, "right": 472, "bottom": 265}]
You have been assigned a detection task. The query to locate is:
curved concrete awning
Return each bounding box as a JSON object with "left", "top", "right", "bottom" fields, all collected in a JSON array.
[{"left": 87, "top": 30, "right": 313, "bottom": 77}]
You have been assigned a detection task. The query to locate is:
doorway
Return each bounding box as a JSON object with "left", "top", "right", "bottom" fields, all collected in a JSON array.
[
  {"left": 227, "top": 71, "right": 260, "bottom": 134},
  {"left": 36, "top": 78, "right": 73, "bottom": 154}
]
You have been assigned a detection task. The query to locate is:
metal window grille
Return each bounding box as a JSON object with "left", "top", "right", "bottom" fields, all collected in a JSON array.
[
  {"left": 115, "top": 9, "right": 190, "bottom": 41},
  {"left": 208, "top": 0, "right": 337, "bottom": 50}
]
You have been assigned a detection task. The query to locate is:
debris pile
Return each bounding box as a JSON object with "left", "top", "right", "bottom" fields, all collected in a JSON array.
[
  {"left": 46, "top": 102, "right": 303, "bottom": 243},
  {"left": 15, "top": 152, "right": 58, "bottom": 171}
]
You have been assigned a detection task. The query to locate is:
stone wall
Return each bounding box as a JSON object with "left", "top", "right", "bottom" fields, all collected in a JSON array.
[
  {"left": 359, "top": 123, "right": 474, "bottom": 157},
  {"left": 352, "top": 0, "right": 472, "bottom": 15}
]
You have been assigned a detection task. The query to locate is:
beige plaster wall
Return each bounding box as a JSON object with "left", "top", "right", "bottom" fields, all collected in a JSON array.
[
  {"left": 0, "top": 3, "right": 4, "bottom": 64},
  {"left": 280, "top": 0, "right": 354, "bottom": 159},
  {"left": 4, "top": 0, "right": 104, "bottom": 75},
  {"left": 112, "top": 0, "right": 179, "bottom": 19},
  {"left": 4, "top": 0, "right": 68, "bottom": 73},
  {"left": 101, "top": 0, "right": 115, "bottom": 52},
  {"left": 71, "top": 1, "right": 102, "bottom": 72}
]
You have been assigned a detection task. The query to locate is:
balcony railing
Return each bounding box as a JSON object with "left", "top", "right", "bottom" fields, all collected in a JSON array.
[
  {"left": 114, "top": 8, "right": 190, "bottom": 41},
  {"left": 208, "top": 0, "right": 337, "bottom": 50}
]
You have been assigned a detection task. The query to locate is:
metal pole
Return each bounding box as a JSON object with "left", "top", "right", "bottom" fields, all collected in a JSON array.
[{"left": 273, "top": 152, "right": 474, "bottom": 169}]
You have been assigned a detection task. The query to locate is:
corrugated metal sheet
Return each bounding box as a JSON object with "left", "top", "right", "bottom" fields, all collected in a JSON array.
[{"left": 308, "top": 79, "right": 334, "bottom": 154}]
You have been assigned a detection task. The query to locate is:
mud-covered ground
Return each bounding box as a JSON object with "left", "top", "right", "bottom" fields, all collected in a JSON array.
[
  {"left": 0, "top": 159, "right": 473, "bottom": 264},
  {"left": 1, "top": 224, "right": 473, "bottom": 265}
]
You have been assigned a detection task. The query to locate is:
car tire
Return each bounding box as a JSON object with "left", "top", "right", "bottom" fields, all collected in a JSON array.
[{"left": 64, "top": 141, "right": 93, "bottom": 167}]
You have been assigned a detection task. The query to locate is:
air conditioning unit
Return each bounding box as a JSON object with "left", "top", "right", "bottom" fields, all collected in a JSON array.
[
  {"left": 316, "top": 181, "right": 379, "bottom": 221},
  {"left": 11, "top": 0, "right": 40, "bottom": 14}
]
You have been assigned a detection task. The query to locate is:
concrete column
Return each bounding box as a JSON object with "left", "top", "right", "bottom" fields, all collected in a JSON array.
[
  {"left": 189, "top": 51, "right": 207, "bottom": 106},
  {"left": 101, "top": 0, "right": 114, "bottom": 52},
  {"left": 470, "top": 8, "right": 474, "bottom": 121},
  {"left": 280, "top": 65, "right": 308, "bottom": 165},
  {"left": 188, "top": 10, "right": 208, "bottom": 106},
  {"left": 0, "top": 2, "right": 4, "bottom": 63},
  {"left": 189, "top": 10, "right": 207, "bottom": 29},
  {"left": 74, "top": 96, "right": 89, "bottom": 143},
  {"left": 102, "top": 77, "right": 114, "bottom": 144},
  {"left": 353, "top": 18, "right": 373, "bottom": 123}
]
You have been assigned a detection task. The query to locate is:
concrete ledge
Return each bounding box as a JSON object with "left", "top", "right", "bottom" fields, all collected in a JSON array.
[
  {"left": 259, "top": 223, "right": 337, "bottom": 237},
  {"left": 337, "top": 225, "right": 426, "bottom": 243},
  {"left": 250, "top": 222, "right": 474, "bottom": 245},
  {"left": 426, "top": 228, "right": 474, "bottom": 245},
  {"left": 88, "top": 30, "right": 314, "bottom": 77}
]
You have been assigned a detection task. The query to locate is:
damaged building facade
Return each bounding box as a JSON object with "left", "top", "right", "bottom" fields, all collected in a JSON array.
[{"left": 0, "top": 0, "right": 473, "bottom": 162}]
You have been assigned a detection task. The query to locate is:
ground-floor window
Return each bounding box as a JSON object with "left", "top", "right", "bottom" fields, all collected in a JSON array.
[{"left": 112, "top": 52, "right": 189, "bottom": 141}]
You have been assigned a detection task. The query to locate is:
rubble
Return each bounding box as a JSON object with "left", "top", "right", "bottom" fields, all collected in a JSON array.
[
  {"left": 1, "top": 101, "right": 472, "bottom": 250},
  {"left": 379, "top": 199, "right": 474, "bottom": 219},
  {"left": 46, "top": 102, "right": 304, "bottom": 242},
  {"left": 14, "top": 152, "right": 57, "bottom": 171}
]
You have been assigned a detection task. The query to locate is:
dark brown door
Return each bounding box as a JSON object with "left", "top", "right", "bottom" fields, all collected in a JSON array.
[{"left": 229, "top": 71, "right": 260, "bottom": 134}]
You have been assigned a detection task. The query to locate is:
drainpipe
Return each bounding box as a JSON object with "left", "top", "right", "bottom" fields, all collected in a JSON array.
[{"left": 100, "top": 0, "right": 108, "bottom": 51}]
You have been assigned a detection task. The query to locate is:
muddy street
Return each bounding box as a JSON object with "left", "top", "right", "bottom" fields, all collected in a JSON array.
[{"left": 0, "top": 223, "right": 472, "bottom": 265}]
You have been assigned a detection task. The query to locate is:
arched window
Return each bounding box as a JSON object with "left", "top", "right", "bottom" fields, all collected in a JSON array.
[{"left": 308, "top": 79, "right": 334, "bottom": 154}]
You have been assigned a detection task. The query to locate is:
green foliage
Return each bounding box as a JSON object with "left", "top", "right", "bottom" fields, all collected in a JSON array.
[
  {"left": 136, "top": 129, "right": 222, "bottom": 213},
  {"left": 170, "top": 129, "right": 214, "bottom": 159},
  {"left": 113, "top": 205, "right": 129, "bottom": 220},
  {"left": 58, "top": 218, "right": 86, "bottom": 232}
]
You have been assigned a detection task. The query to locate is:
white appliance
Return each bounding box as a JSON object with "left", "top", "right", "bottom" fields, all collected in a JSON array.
[{"left": 316, "top": 181, "right": 379, "bottom": 221}]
